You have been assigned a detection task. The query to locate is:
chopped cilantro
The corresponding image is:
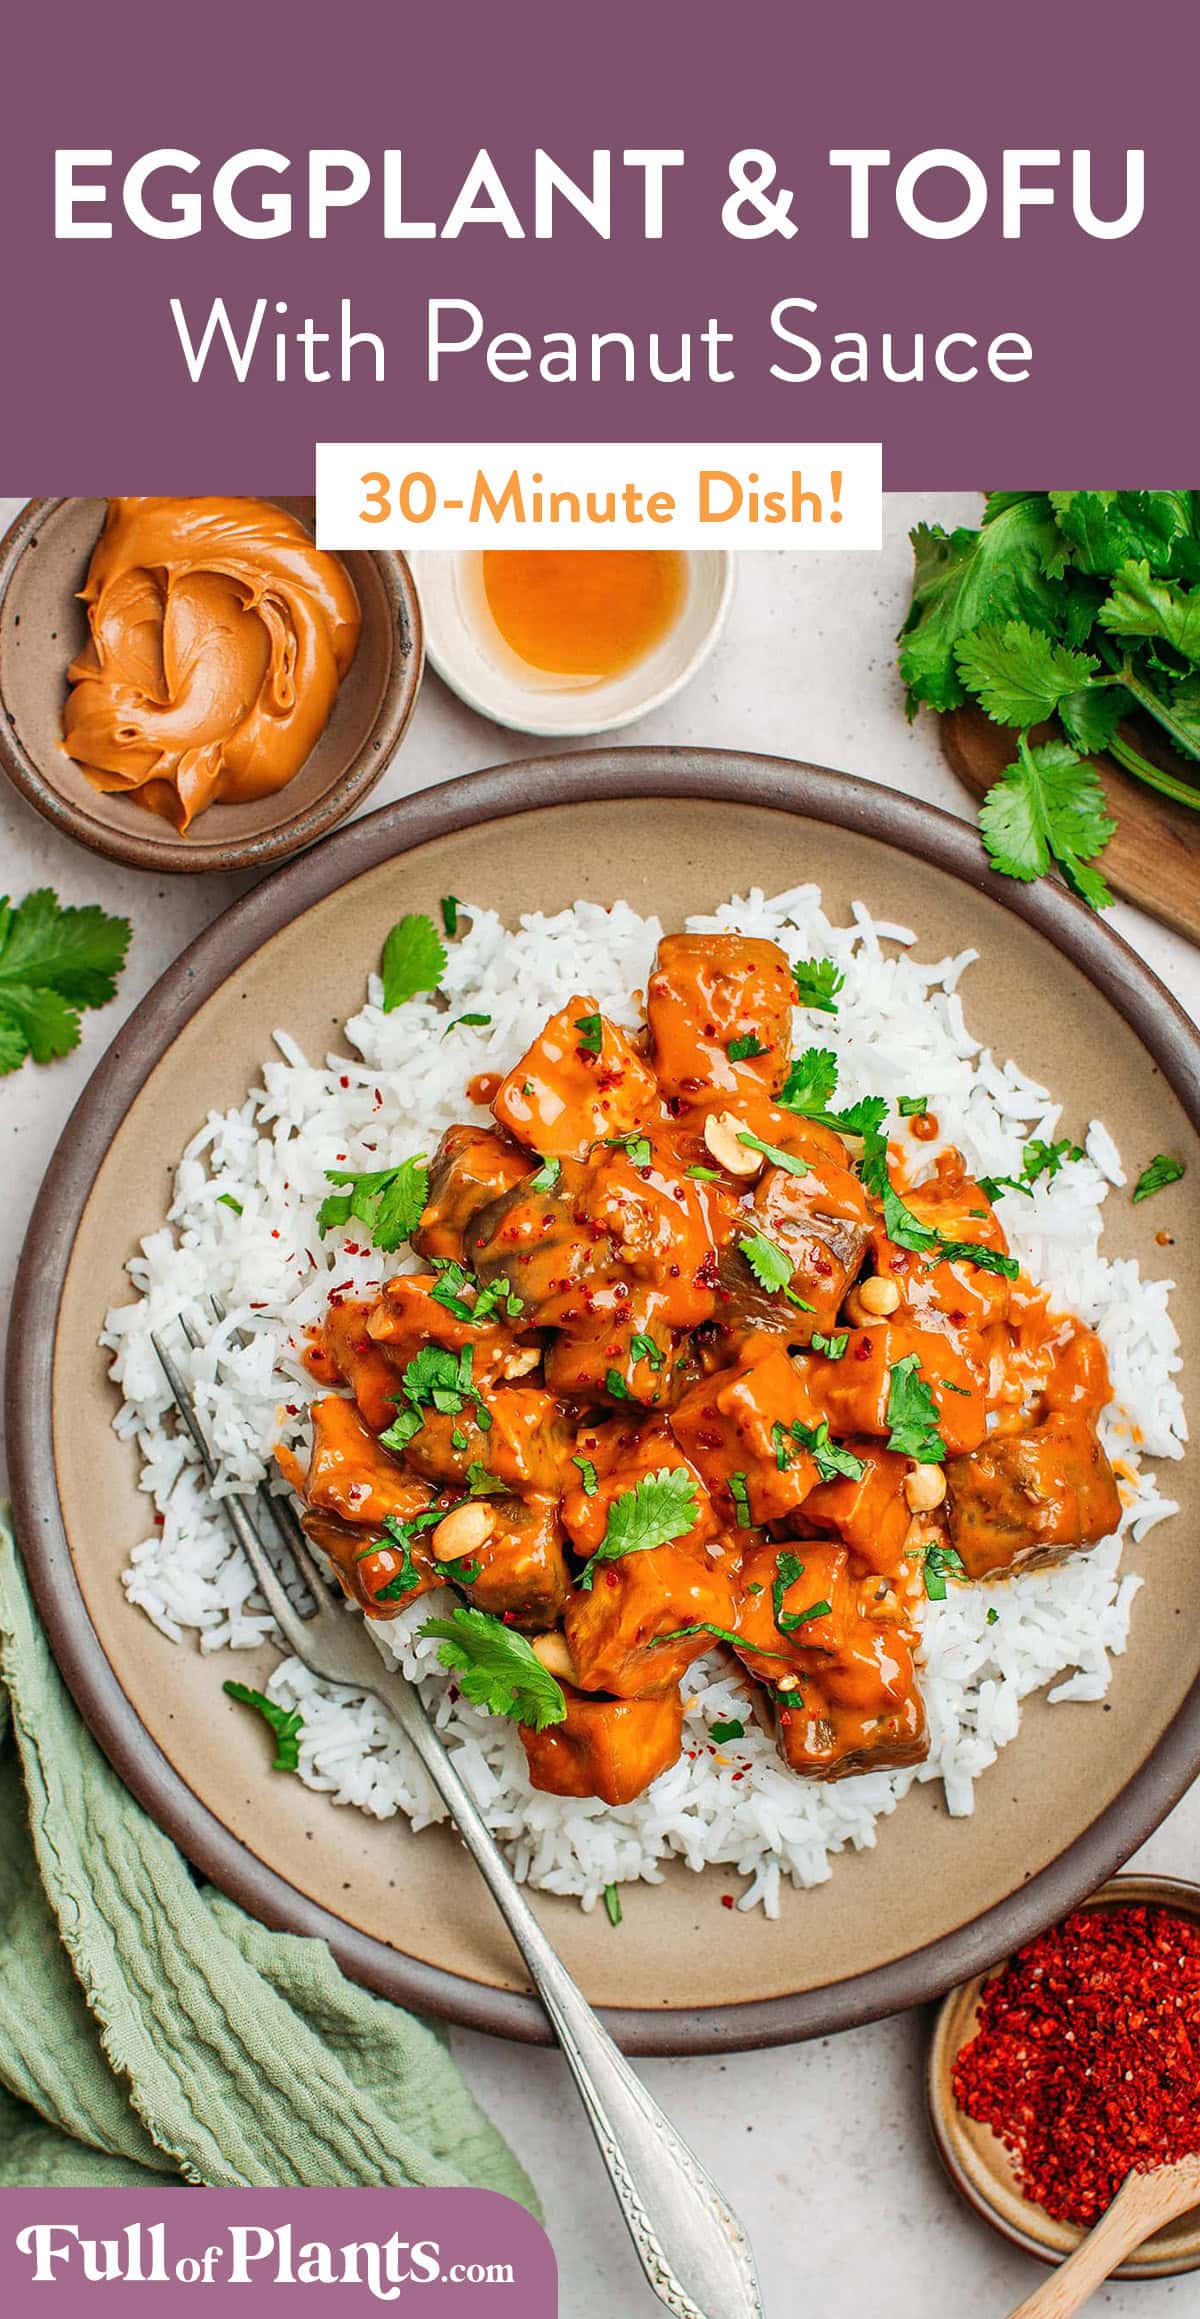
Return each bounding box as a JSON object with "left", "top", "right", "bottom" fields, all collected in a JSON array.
[
  {"left": 886, "top": 1353, "right": 946, "bottom": 1464},
  {"left": 440, "top": 895, "right": 461, "bottom": 936},
  {"left": 771, "top": 1551, "right": 832, "bottom": 1635},
  {"left": 727, "top": 1033, "right": 769, "bottom": 1062},
  {"left": 778, "top": 1046, "right": 839, "bottom": 1116},
  {"left": 571, "top": 1454, "right": 599, "bottom": 1497},
  {"left": 811, "top": 1330, "right": 849, "bottom": 1360},
  {"left": 529, "top": 1154, "right": 561, "bottom": 1193},
  {"left": 898, "top": 1095, "right": 928, "bottom": 1117},
  {"left": 986, "top": 1605, "right": 1000, "bottom": 1627},
  {"left": 737, "top": 1130, "right": 809, "bottom": 1175},
  {"left": 419, "top": 1607, "right": 567, "bottom": 1730},
  {"left": 574, "top": 1012, "right": 603, "bottom": 1054},
  {"left": 217, "top": 1192, "right": 243, "bottom": 1215},
  {"left": 578, "top": 1467, "right": 700, "bottom": 1590},
  {"left": 930, "top": 1241, "right": 1020, "bottom": 1281},
  {"left": 467, "top": 1462, "right": 506, "bottom": 1496},
  {"left": 859, "top": 1132, "right": 942, "bottom": 1255},
  {"left": 604, "top": 1882, "right": 623, "bottom": 1928},
  {"left": 318, "top": 1153, "right": 429, "bottom": 1251},
  {"left": 442, "top": 1012, "right": 492, "bottom": 1038},
  {"left": 728, "top": 1472, "right": 753, "bottom": 1528},
  {"left": 1133, "top": 1154, "right": 1185, "bottom": 1204},
  {"left": 923, "top": 1541, "right": 968, "bottom": 1602},
  {"left": 223, "top": 1681, "right": 303, "bottom": 1772},
  {"left": 380, "top": 913, "right": 447, "bottom": 1010},
  {"left": 792, "top": 958, "right": 845, "bottom": 1014},
  {"left": 630, "top": 1333, "right": 666, "bottom": 1371},
  {"left": 686, "top": 1163, "right": 721, "bottom": 1181},
  {"left": 605, "top": 1368, "right": 633, "bottom": 1401},
  {"left": 709, "top": 1718, "right": 745, "bottom": 1744}
]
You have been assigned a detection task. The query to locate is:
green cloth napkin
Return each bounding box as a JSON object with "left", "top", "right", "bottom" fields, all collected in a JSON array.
[{"left": 0, "top": 1510, "right": 537, "bottom": 2205}]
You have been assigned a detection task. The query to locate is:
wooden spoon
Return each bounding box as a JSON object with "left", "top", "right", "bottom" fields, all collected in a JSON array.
[
  {"left": 941, "top": 704, "right": 1200, "bottom": 945},
  {"left": 1003, "top": 2156, "right": 1200, "bottom": 2316}
]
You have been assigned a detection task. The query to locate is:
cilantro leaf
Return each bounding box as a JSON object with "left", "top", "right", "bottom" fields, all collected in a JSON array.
[
  {"left": 378, "top": 1406, "right": 423, "bottom": 1456},
  {"left": 898, "top": 501, "right": 1066, "bottom": 715},
  {"left": 898, "top": 1096, "right": 928, "bottom": 1118},
  {"left": 318, "top": 1154, "right": 429, "bottom": 1251},
  {"left": 630, "top": 1332, "right": 666, "bottom": 1371},
  {"left": 955, "top": 621, "right": 1101, "bottom": 729},
  {"left": 571, "top": 1454, "right": 598, "bottom": 1496},
  {"left": 778, "top": 1047, "right": 839, "bottom": 1116},
  {"left": 0, "top": 889, "right": 130, "bottom": 1075},
  {"left": 686, "top": 1163, "right": 721, "bottom": 1181},
  {"left": 771, "top": 1551, "right": 832, "bottom": 1636},
  {"left": 442, "top": 1012, "right": 492, "bottom": 1038},
  {"left": 574, "top": 1012, "right": 603, "bottom": 1054},
  {"left": 578, "top": 1466, "right": 700, "bottom": 1590},
  {"left": 1050, "top": 491, "right": 1190, "bottom": 579},
  {"left": 979, "top": 736, "right": 1115, "bottom": 911},
  {"left": 529, "top": 1154, "right": 561, "bottom": 1193},
  {"left": 368, "top": 1509, "right": 439, "bottom": 1599},
  {"left": 709, "top": 1718, "right": 745, "bottom": 1744},
  {"left": 922, "top": 1541, "right": 968, "bottom": 1602},
  {"left": 380, "top": 914, "right": 447, "bottom": 1011},
  {"left": 466, "top": 1461, "right": 507, "bottom": 1496},
  {"left": 419, "top": 1607, "right": 567, "bottom": 1731},
  {"left": 792, "top": 958, "right": 844, "bottom": 1014},
  {"left": 1024, "top": 1136, "right": 1083, "bottom": 1183},
  {"left": 811, "top": 1330, "right": 849, "bottom": 1359},
  {"left": 727, "top": 1034, "right": 768, "bottom": 1061},
  {"left": 789, "top": 1419, "right": 866, "bottom": 1485},
  {"left": 1098, "top": 562, "right": 1200, "bottom": 662},
  {"left": 737, "top": 1232, "right": 812, "bottom": 1309},
  {"left": 1132, "top": 1154, "right": 1185, "bottom": 1203},
  {"left": 930, "top": 1241, "right": 1020, "bottom": 1281},
  {"left": 886, "top": 1353, "right": 946, "bottom": 1464},
  {"left": 223, "top": 1681, "right": 303, "bottom": 1772},
  {"left": 834, "top": 1095, "right": 889, "bottom": 1137},
  {"left": 859, "top": 1133, "right": 942, "bottom": 1254},
  {"left": 737, "top": 1131, "right": 809, "bottom": 1175}
]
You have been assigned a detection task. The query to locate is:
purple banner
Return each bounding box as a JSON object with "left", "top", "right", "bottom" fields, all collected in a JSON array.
[
  {"left": 0, "top": 0, "right": 1192, "bottom": 488},
  {"left": 0, "top": 2190, "right": 555, "bottom": 2314}
]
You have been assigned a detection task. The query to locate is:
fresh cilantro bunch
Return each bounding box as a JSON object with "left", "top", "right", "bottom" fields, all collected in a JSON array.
[
  {"left": 0, "top": 889, "right": 130, "bottom": 1074},
  {"left": 898, "top": 491, "right": 1200, "bottom": 907}
]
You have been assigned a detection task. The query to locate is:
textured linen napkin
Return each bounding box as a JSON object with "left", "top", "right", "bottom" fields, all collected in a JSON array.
[{"left": 0, "top": 1510, "right": 536, "bottom": 2205}]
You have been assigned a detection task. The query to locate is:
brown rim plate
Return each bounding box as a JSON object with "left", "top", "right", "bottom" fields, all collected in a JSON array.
[{"left": 7, "top": 749, "right": 1200, "bottom": 2052}]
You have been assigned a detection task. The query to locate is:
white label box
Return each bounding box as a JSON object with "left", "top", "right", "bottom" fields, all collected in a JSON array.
[{"left": 315, "top": 442, "right": 882, "bottom": 550}]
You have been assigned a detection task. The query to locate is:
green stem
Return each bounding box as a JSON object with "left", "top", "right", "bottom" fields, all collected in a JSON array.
[
  {"left": 1105, "top": 730, "right": 1200, "bottom": 811},
  {"left": 1118, "top": 661, "right": 1200, "bottom": 767}
]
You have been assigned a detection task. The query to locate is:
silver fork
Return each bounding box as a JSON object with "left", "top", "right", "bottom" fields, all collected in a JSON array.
[{"left": 152, "top": 1317, "right": 763, "bottom": 2319}]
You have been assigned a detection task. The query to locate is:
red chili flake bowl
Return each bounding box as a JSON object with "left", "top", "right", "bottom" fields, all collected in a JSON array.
[{"left": 925, "top": 1874, "right": 1200, "bottom": 2280}]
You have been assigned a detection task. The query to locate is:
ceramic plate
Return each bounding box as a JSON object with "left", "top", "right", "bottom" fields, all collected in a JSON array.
[{"left": 8, "top": 751, "right": 1200, "bottom": 2052}]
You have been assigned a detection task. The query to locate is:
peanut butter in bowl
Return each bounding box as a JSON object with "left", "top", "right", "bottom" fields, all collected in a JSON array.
[{"left": 61, "top": 496, "right": 362, "bottom": 831}]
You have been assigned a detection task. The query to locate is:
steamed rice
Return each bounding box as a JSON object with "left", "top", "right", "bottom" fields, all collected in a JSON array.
[{"left": 103, "top": 885, "right": 1186, "bottom": 1915}]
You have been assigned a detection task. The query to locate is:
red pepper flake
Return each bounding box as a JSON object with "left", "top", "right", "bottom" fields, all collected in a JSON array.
[
  {"left": 339, "top": 1075, "right": 350, "bottom": 1089},
  {"left": 953, "top": 1905, "right": 1200, "bottom": 2229},
  {"left": 721, "top": 1894, "right": 735, "bottom": 1909}
]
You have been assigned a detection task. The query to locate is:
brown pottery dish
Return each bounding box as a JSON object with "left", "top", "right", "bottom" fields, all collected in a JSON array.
[
  {"left": 0, "top": 496, "right": 423, "bottom": 873},
  {"left": 7, "top": 751, "right": 1200, "bottom": 2051}
]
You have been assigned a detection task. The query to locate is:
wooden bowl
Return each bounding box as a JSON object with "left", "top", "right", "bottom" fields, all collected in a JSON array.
[
  {"left": 926, "top": 1873, "right": 1200, "bottom": 2279},
  {"left": 0, "top": 497, "right": 423, "bottom": 874}
]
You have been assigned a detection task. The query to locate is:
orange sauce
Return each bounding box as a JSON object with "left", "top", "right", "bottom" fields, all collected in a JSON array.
[{"left": 480, "top": 549, "right": 685, "bottom": 680}]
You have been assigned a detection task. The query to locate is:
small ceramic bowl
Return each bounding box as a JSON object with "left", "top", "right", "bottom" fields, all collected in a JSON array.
[
  {"left": 409, "top": 548, "right": 732, "bottom": 736},
  {"left": 0, "top": 497, "right": 423, "bottom": 874},
  {"left": 926, "top": 1872, "right": 1200, "bottom": 2280}
]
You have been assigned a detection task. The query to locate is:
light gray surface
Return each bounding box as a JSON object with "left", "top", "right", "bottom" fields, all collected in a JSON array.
[{"left": 1, "top": 493, "right": 1195, "bottom": 2314}]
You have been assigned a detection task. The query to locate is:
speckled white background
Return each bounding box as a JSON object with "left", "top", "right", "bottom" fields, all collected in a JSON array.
[{"left": 1, "top": 495, "right": 1196, "bottom": 2315}]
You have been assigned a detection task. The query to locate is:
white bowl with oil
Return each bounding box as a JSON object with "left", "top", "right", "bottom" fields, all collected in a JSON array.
[{"left": 407, "top": 548, "right": 734, "bottom": 736}]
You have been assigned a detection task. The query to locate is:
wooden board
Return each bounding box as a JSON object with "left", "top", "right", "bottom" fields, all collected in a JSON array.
[{"left": 941, "top": 704, "right": 1200, "bottom": 945}]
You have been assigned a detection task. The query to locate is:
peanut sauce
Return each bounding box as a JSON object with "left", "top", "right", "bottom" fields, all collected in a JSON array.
[
  {"left": 63, "top": 496, "right": 361, "bottom": 830},
  {"left": 279, "top": 932, "right": 1120, "bottom": 1806}
]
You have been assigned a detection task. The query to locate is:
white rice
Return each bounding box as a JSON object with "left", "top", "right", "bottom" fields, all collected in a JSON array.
[{"left": 103, "top": 886, "right": 1186, "bottom": 1915}]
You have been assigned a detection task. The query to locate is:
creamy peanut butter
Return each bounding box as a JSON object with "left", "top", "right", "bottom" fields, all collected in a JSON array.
[{"left": 63, "top": 497, "right": 361, "bottom": 830}]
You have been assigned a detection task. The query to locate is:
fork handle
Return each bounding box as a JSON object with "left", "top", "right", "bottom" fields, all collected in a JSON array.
[{"left": 380, "top": 1678, "right": 762, "bottom": 2319}]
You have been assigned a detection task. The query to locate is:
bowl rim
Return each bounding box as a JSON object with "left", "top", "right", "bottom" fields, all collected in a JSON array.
[
  {"left": 924, "top": 1871, "right": 1200, "bottom": 2280},
  {"left": 409, "top": 546, "right": 734, "bottom": 735},
  {"left": 0, "top": 495, "right": 425, "bottom": 874},
  {"left": 8, "top": 747, "right": 1200, "bottom": 2052}
]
